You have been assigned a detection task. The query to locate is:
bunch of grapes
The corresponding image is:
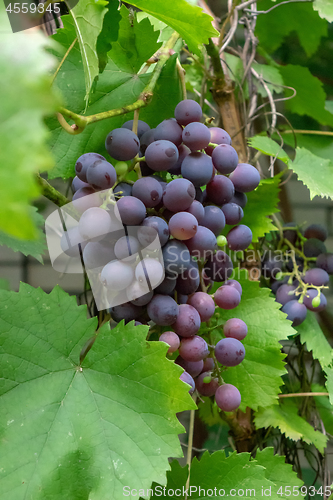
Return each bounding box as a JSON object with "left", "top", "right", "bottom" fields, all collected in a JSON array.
[
  {"left": 264, "top": 223, "right": 331, "bottom": 326},
  {"left": 69, "top": 99, "right": 261, "bottom": 412}
]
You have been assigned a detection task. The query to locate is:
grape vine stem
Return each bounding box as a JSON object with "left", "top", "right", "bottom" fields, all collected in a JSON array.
[
  {"left": 279, "top": 392, "right": 329, "bottom": 398},
  {"left": 35, "top": 174, "right": 69, "bottom": 207}
]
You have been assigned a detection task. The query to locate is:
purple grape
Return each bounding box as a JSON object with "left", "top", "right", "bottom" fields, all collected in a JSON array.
[
  {"left": 82, "top": 240, "right": 114, "bottom": 269},
  {"left": 115, "top": 196, "right": 146, "bottom": 225},
  {"left": 182, "top": 122, "right": 211, "bottom": 151},
  {"left": 154, "top": 274, "right": 177, "bottom": 295},
  {"left": 202, "top": 206, "right": 226, "bottom": 236},
  {"left": 176, "top": 356, "right": 204, "bottom": 377},
  {"left": 178, "top": 294, "right": 189, "bottom": 305},
  {"left": 72, "top": 187, "right": 102, "bottom": 213},
  {"left": 186, "top": 201, "right": 205, "bottom": 225},
  {"left": 159, "top": 331, "right": 180, "bottom": 354},
  {"left": 179, "top": 336, "right": 209, "bottom": 362},
  {"left": 303, "top": 268, "right": 329, "bottom": 286},
  {"left": 78, "top": 207, "right": 112, "bottom": 241},
  {"left": 101, "top": 260, "right": 134, "bottom": 290},
  {"left": 72, "top": 176, "right": 90, "bottom": 193},
  {"left": 283, "top": 222, "right": 298, "bottom": 246},
  {"left": 135, "top": 258, "right": 164, "bottom": 289},
  {"left": 281, "top": 300, "right": 307, "bottom": 326},
  {"left": 187, "top": 292, "right": 215, "bottom": 322},
  {"left": 214, "top": 285, "right": 241, "bottom": 310},
  {"left": 176, "top": 260, "right": 200, "bottom": 295},
  {"left": 304, "top": 238, "right": 326, "bottom": 258},
  {"left": 138, "top": 216, "right": 169, "bottom": 247},
  {"left": 215, "top": 337, "right": 245, "bottom": 366},
  {"left": 174, "top": 99, "right": 202, "bottom": 126},
  {"left": 169, "top": 212, "right": 198, "bottom": 240},
  {"left": 215, "top": 384, "right": 241, "bottom": 411},
  {"left": 226, "top": 224, "right": 252, "bottom": 251},
  {"left": 162, "top": 240, "right": 191, "bottom": 276},
  {"left": 140, "top": 129, "right": 155, "bottom": 154},
  {"left": 202, "top": 357, "right": 215, "bottom": 372},
  {"left": 132, "top": 177, "right": 163, "bottom": 208},
  {"left": 204, "top": 250, "right": 233, "bottom": 282},
  {"left": 316, "top": 253, "right": 333, "bottom": 274},
  {"left": 169, "top": 144, "right": 191, "bottom": 175},
  {"left": 105, "top": 128, "right": 140, "bottom": 161},
  {"left": 180, "top": 371, "right": 195, "bottom": 395},
  {"left": 303, "top": 289, "right": 327, "bottom": 312},
  {"left": 147, "top": 294, "right": 179, "bottom": 325},
  {"left": 212, "top": 144, "right": 238, "bottom": 174},
  {"left": 224, "top": 279, "right": 242, "bottom": 295},
  {"left": 230, "top": 191, "right": 247, "bottom": 208},
  {"left": 110, "top": 302, "right": 144, "bottom": 323},
  {"left": 186, "top": 226, "right": 217, "bottom": 259},
  {"left": 206, "top": 128, "right": 231, "bottom": 157},
  {"left": 154, "top": 119, "right": 183, "bottom": 146},
  {"left": 229, "top": 163, "right": 260, "bottom": 192},
  {"left": 122, "top": 119, "right": 150, "bottom": 139},
  {"left": 304, "top": 224, "right": 327, "bottom": 242},
  {"left": 86, "top": 160, "right": 117, "bottom": 190},
  {"left": 275, "top": 285, "right": 296, "bottom": 306},
  {"left": 221, "top": 203, "right": 244, "bottom": 225},
  {"left": 196, "top": 372, "right": 219, "bottom": 397},
  {"left": 181, "top": 152, "right": 214, "bottom": 187},
  {"left": 145, "top": 140, "right": 179, "bottom": 171},
  {"left": 163, "top": 178, "right": 196, "bottom": 212},
  {"left": 224, "top": 318, "right": 248, "bottom": 341},
  {"left": 113, "top": 182, "right": 133, "bottom": 198},
  {"left": 172, "top": 304, "right": 201, "bottom": 338},
  {"left": 114, "top": 235, "right": 139, "bottom": 261},
  {"left": 75, "top": 152, "right": 106, "bottom": 182},
  {"left": 60, "top": 227, "right": 86, "bottom": 258},
  {"left": 206, "top": 175, "right": 235, "bottom": 205},
  {"left": 127, "top": 281, "right": 154, "bottom": 306},
  {"left": 261, "top": 252, "right": 284, "bottom": 279}
]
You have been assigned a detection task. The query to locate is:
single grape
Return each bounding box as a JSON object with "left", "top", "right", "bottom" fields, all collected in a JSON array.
[
  {"left": 115, "top": 196, "right": 146, "bottom": 225},
  {"left": 215, "top": 384, "right": 241, "bottom": 411},
  {"left": 169, "top": 212, "right": 198, "bottom": 240},
  {"left": 283, "top": 222, "right": 298, "bottom": 246},
  {"left": 72, "top": 187, "right": 102, "bottom": 213},
  {"left": 105, "top": 128, "right": 140, "bottom": 161},
  {"left": 86, "top": 160, "right": 117, "bottom": 190},
  {"left": 176, "top": 260, "right": 200, "bottom": 295},
  {"left": 169, "top": 144, "right": 191, "bottom": 175},
  {"left": 230, "top": 191, "right": 247, "bottom": 208},
  {"left": 114, "top": 161, "right": 128, "bottom": 177},
  {"left": 181, "top": 152, "right": 214, "bottom": 187},
  {"left": 132, "top": 177, "right": 163, "bottom": 208},
  {"left": 303, "top": 267, "right": 329, "bottom": 286},
  {"left": 204, "top": 250, "right": 233, "bottom": 282},
  {"left": 229, "top": 163, "right": 260, "bottom": 192},
  {"left": 182, "top": 122, "right": 211, "bottom": 151},
  {"left": 178, "top": 294, "right": 189, "bottom": 305},
  {"left": 145, "top": 140, "right": 179, "bottom": 171},
  {"left": 154, "top": 274, "right": 177, "bottom": 295},
  {"left": 159, "top": 331, "right": 180, "bottom": 354},
  {"left": 122, "top": 119, "right": 150, "bottom": 139},
  {"left": 179, "top": 371, "right": 195, "bottom": 395},
  {"left": 202, "top": 357, "right": 215, "bottom": 372},
  {"left": 226, "top": 224, "right": 252, "bottom": 251},
  {"left": 303, "top": 238, "right": 326, "bottom": 258},
  {"left": 217, "top": 235, "right": 227, "bottom": 248},
  {"left": 172, "top": 304, "right": 201, "bottom": 338},
  {"left": 179, "top": 335, "right": 209, "bottom": 362},
  {"left": 214, "top": 285, "right": 241, "bottom": 310},
  {"left": 221, "top": 203, "right": 244, "bottom": 225},
  {"left": 75, "top": 152, "right": 106, "bottom": 182},
  {"left": 206, "top": 128, "right": 231, "bottom": 157},
  {"left": 270, "top": 276, "right": 289, "bottom": 294},
  {"left": 196, "top": 372, "right": 219, "bottom": 397},
  {"left": 212, "top": 144, "right": 238, "bottom": 174},
  {"left": 202, "top": 206, "right": 226, "bottom": 236},
  {"left": 82, "top": 240, "right": 115, "bottom": 269},
  {"left": 78, "top": 207, "right": 112, "bottom": 241},
  {"left": 304, "top": 224, "right": 328, "bottom": 242},
  {"left": 126, "top": 280, "right": 153, "bottom": 306},
  {"left": 113, "top": 182, "right": 133, "bottom": 198},
  {"left": 163, "top": 178, "right": 196, "bottom": 212},
  {"left": 60, "top": 227, "right": 86, "bottom": 258},
  {"left": 110, "top": 302, "right": 144, "bottom": 323},
  {"left": 138, "top": 216, "right": 169, "bottom": 247},
  {"left": 281, "top": 300, "right": 307, "bottom": 326},
  {"left": 147, "top": 294, "right": 179, "bottom": 325},
  {"left": 154, "top": 118, "right": 183, "bottom": 146},
  {"left": 224, "top": 279, "right": 242, "bottom": 296},
  {"left": 187, "top": 292, "right": 215, "bottom": 322},
  {"left": 174, "top": 99, "right": 202, "bottom": 126},
  {"left": 185, "top": 200, "right": 205, "bottom": 225},
  {"left": 114, "top": 235, "right": 140, "bottom": 261},
  {"left": 303, "top": 289, "right": 327, "bottom": 312},
  {"left": 162, "top": 240, "right": 191, "bottom": 275},
  {"left": 72, "top": 176, "right": 90, "bottom": 193},
  {"left": 261, "top": 251, "right": 283, "bottom": 279},
  {"left": 135, "top": 258, "right": 164, "bottom": 289},
  {"left": 176, "top": 356, "right": 204, "bottom": 377},
  {"left": 140, "top": 129, "right": 155, "bottom": 154},
  {"left": 224, "top": 318, "right": 248, "bottom": 341},
  {"left": 186, "top": 226, "right": 217, "bottom": 259},
  {"left": 215, "top": 337, "right": 245, "bottom": 366},
  {"left": 206, "top": 175, "right": 235, "bottom": 205},
  {"left": 316, "top": 253, "right": 333, "bottom": 274},
  {"left": 101, "top": 260, "right": 134, "bottom": 290}
]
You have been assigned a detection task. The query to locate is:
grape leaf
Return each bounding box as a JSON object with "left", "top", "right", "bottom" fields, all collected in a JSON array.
[
  {"left": 280, "top": 132, "right": 333, "bottom": 162},
  {"left": 96, "top": 0, "right": 122, "bottom": 72},
  {"left": 312, "top": 384, "right": 333, "bottom": 436},
  {"left": 125, "top": 0, "right": 218, "bottom": 55},
  {"left": 313, "top": 0, "right": 333, "bottom": 22},
  {"left": 146, "top": 460, "right": 188, "bottom": 499},
  {"left": 252, "top": 62, "right": 285, "bottom": 97},
  {"left": 248, "top": 136, "right": 289, "bottom": 163},
  {"left": 70, "top": 0, "right": 108, "bottom": 103},
  {"left": 255, "top": 0, "right": 327, "bottom": 57},
  {"left": 296, "top": 311, "right": 333, "bottom": 368},
  {"left": 0, "top": 3, "right": 59, "bottom": 239},
  {"left": 0, "top": 284, "right": 195, "bottom": 500},
  {"left": 210, "top": 270, "right": 294, "bottom": 412},
  {"left": 254, "top": 400, "right": 328, "bottom": 454},
  {"left": 324, "top": 366, "right": 333, "bottom": 405},
  {"left": 0, "top": 207, "right": 46, "bottom": 263},
  {"left": 255, "top": 448, "right": 304, "bottom": 494}
]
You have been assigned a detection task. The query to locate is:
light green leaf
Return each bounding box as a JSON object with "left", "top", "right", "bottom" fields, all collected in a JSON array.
[
  {"left": 255, "top": 448, "right": 304, "bottom": 495},
  {"left": 210, "top": 270, "right": 293, "bottom": 412},
  {"left": 125, "top": 0, "right": 218, "bottom": 55},
  {"left": 248, "top": 135, "right": 289, "bottom": 163},
  {"left": 312, "top": 384, "right": 333, "bottom": 436},
  {"left": 0, "top": 207, "right": 46, "bottom": 263},
  {"left": 0, "top": 3, "right": 59, "bottom": 239},
  {"left": 255, "top": 0, "right": 327, "bottom": 57},
  {"left": 255, "top": 400, "right": 328, "bottom": 454},
  {"left": 296, "top": 311, "right": 333, "bottom": 368},
  {"left": 252, "top": 62, "right": 285, "bottom": 96},
  {"left": 313, "top": 0, "right": 333, "bottom": 22},
  {"left": 324, "top": 366, "right": 333, "bottom": 405},
  {"left": 70, "top": 0, "right": 108, "bottom": 102},
  {"left": 0, "top": 284, "right": 195, "bottom": 500},
  {"left": 289, "top": 147, "right": 333, "bottom": 200},
  {"left": 279, "top": 65, "right": 333, "bottom": 126}
]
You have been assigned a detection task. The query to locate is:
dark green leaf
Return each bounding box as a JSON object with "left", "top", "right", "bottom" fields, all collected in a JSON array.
[
  {"left": 96, "top": 0, "right": 122, "bottom": 72},
  {"left": 296, "top": 311, "right": 333, "bottom": 368}
]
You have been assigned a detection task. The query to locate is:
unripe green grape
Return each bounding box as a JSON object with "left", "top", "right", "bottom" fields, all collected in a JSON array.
[
  {"left": 203, "top": 375, "right": 212, "bottom": 384},
  {"left": 311, "top": 293, "right": 321, "bottom": 308},
  {"left": 115, "top": 161, "right": 128, "bottom": 177},
  {"left": 275, "top": 272, "right": 283, "bottom": 281},
  {"left": 217, "top": 235, "right": 227, "bottom": 248}
]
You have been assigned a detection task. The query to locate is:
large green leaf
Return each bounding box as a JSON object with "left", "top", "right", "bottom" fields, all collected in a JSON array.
[
  {"left": 96, "top": 0, "right": 122, "bottom": 72},
  {"left": 281, "top": 132, "right": 333, "bottom": 162},
  {"left": 0, "top": 284, "right": 195, "bottom": 500},
  {"left": 313, "top": 0, "right": 333, "bottom": 22},
  {"left": 324, "top": 366, "right": 333, "bottom": 405},
  {"left": 255, "top": 448, "right": 304, "bottom": 493},
  {"left": 248, "top": 136, "right": 289, "bottom": 163},
  {"left": 125, "top": 0, "right": 218, "bottom": 55},
  {"left": 70, "top": 0, "right": 108, "bottom": 102},
  {"left": 296, "top": 311, "right": 333, "bottom": 368},
  {"left": 255, "top": 0, "right": 327, "bottom": 57},
  {"left": 210, "top": 270, "right": 294, "bottom": 412},
  {"left": 0, "top": 4, "right": 59, "bottom": 239},
  {"left": 255, "top": 400, "right": 328, "bottom": 454},
  {"left": 312, "top": 384, "right": 333, "bottom": 436}
]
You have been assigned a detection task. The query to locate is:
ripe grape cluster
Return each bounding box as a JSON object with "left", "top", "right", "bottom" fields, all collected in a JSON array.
[
  {"left": 70, "top": 99, "right": 261, "bottom": 412},
  {"left": 265, "top": 223, "right": 331, "bottom": 326}
]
